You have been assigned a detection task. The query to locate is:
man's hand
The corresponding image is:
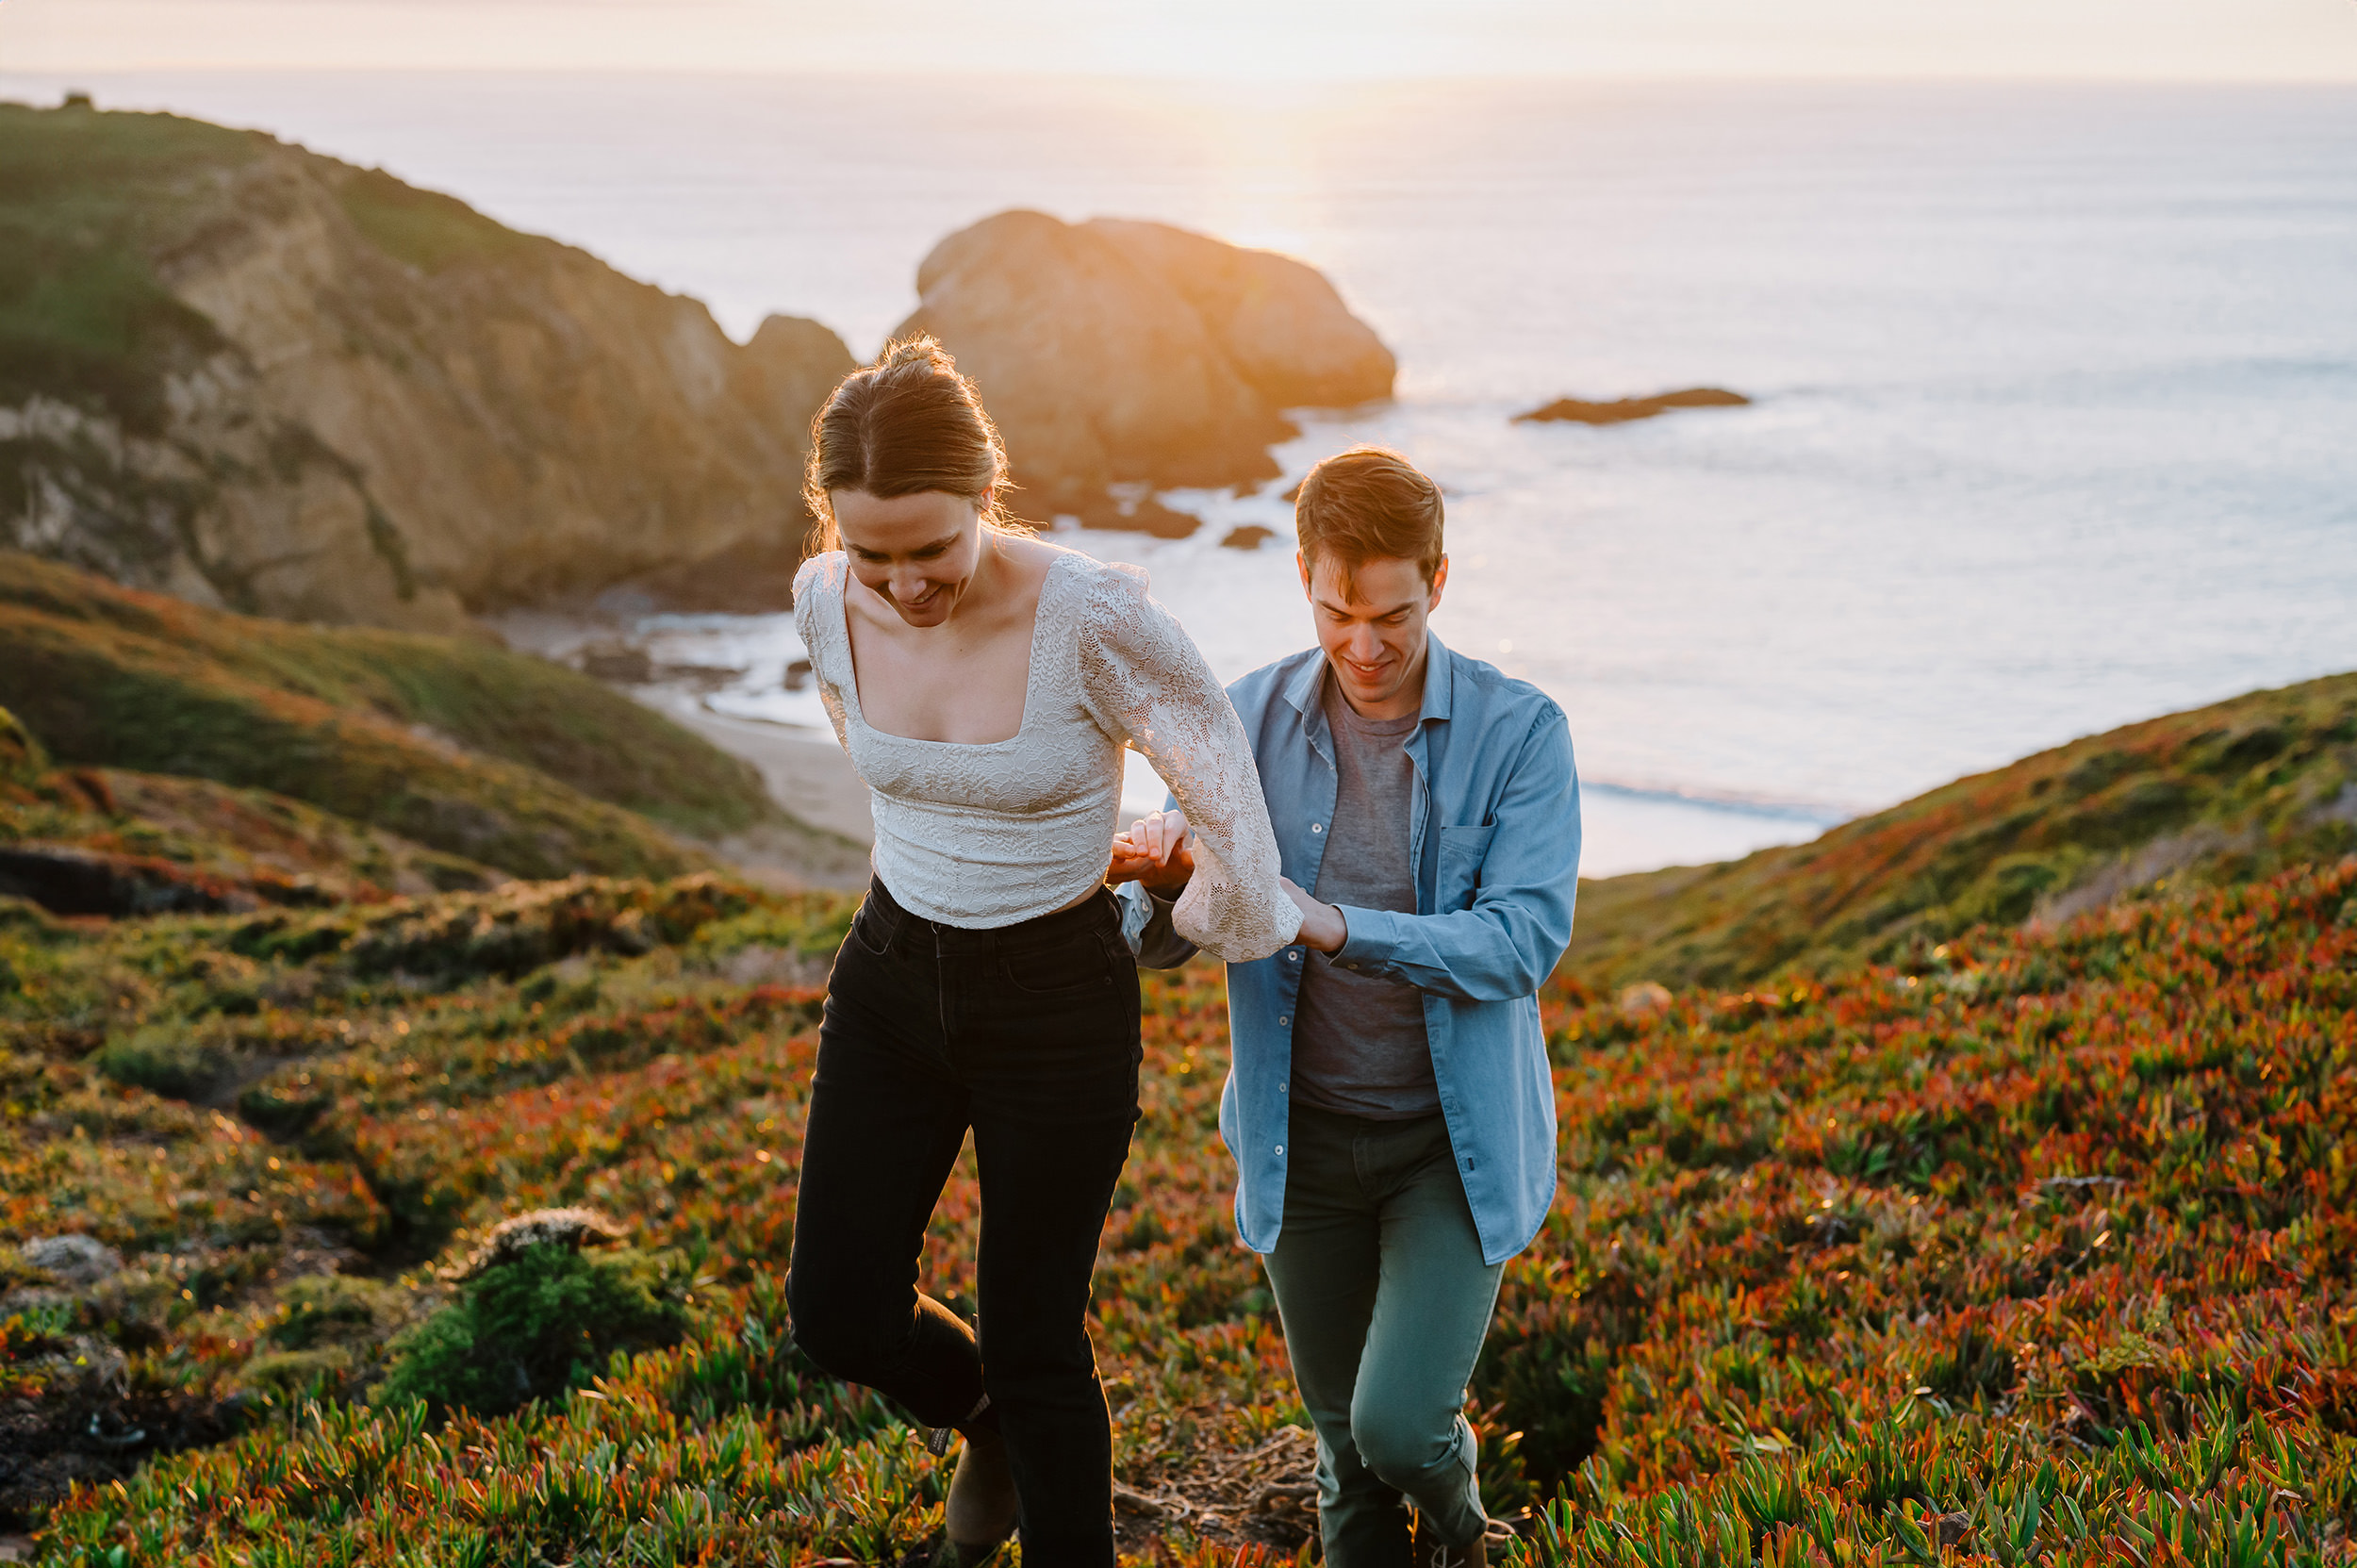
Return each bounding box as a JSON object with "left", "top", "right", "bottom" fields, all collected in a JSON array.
[
  {"left": 1107, "top": 810, "right": 1195, "bottom": 896},
  {"left": 1280, "top": 877, "right": 1347, "bottom": 953}
]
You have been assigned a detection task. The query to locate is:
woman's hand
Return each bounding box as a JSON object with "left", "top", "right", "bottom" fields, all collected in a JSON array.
[
  {"left": 1279, "top": 877, "right": 1348, "bottom": 953},
  {"left": 1107, "top": 810, "right": 1194, "bottom": 893}
]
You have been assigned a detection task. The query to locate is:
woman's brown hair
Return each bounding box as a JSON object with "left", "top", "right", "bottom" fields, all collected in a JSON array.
[{"left": 803, "top": 337, "right": 1013, "bottom": 552}]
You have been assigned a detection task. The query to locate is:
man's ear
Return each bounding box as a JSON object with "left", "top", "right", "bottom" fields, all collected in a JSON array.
[
  {"left": 1427, "top": 554, "right": 1449, "bottom": 615},
  {"left": 1296, "top": 550, "right": 1313, "bottom": 599}
]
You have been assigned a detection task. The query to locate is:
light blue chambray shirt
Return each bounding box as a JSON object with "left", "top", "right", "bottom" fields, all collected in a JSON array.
[{"left": 1120, "top": 634, "right": 1580, "bottom": 1265}]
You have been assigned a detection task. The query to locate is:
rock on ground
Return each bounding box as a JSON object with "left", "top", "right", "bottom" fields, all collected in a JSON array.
[{"left": 17, "top": 1235, "right": 124, "bottom": 1289}]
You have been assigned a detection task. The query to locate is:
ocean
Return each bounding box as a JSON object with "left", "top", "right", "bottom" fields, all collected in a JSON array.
[{"left": 9, "top": 71, "right": 2355, "bottom": 875}]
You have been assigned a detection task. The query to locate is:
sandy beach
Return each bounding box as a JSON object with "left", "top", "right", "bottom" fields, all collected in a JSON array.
[{"left": 487, "top": 607, "right": 876, "bottom": 886}]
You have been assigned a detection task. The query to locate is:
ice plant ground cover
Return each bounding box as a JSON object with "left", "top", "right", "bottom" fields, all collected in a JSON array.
[{"left": 2, "top": 856, "right": 2352, "bottom": 1565}]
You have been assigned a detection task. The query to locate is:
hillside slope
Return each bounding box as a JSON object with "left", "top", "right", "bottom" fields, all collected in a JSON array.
[
  {"left": 0, "top": 553, "right": 866, "bottom": 884},
  {"left": 5, "top": 854, "right": 2351, "bottom": 1562},
  {"left": 0, "top": 99, "right": 852, "bottom": 630},
  {"left": 1567, "top": 672, "right": 2357, "bottom": 992},
  {"left": 6, "top": 701, "right": 505, "bottom": 914}
]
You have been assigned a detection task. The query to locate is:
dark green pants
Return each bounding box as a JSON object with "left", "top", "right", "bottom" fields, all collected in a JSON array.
[{"left": 1263, "top": 1103, "right": 1506, "bottom": 1568}]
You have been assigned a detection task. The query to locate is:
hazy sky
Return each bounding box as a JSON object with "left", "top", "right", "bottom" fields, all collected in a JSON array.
[{"left": 6, "top": 0, "right": 2357, "bottom": 79}]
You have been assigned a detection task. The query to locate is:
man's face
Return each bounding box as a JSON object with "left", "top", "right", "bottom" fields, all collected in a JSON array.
[{"left": 1299, "top": 551, "right": 1448, "bottom": 716}]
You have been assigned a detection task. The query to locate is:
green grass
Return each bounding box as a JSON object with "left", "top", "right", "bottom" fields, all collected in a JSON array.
[
  {"left": 0, "top": 102, "right": 255, "bottom": 431},
  {"left": 0, "top": 101, "right": 563, "bottom": 436},
  {"left": 0, "top": 553, "right": 812, "bottom": 880},
  {"left": 7, "top": 698, "right": 506, "bottom": 910},
  {"left": 1, "top": 702, "right": 45, "bottom": 785},
  {"left": 3, "top": 763, "right": 501, "bottom": 906},
  {"left": 334, "top": 166, "right": 539, "bottom": 275},
  {"left": 373, "top": 1240, "right": 690, "bottom": 1419},
  {"left": 1567, "top": 672, "right": 2357, "bottom": 992}
]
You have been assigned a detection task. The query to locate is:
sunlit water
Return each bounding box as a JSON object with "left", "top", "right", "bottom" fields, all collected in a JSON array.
[{"left": 9, "top": 72, "right": 2354, "bottom": 874}]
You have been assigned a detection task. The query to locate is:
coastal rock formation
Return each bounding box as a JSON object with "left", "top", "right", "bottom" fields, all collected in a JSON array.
[
  {"left": 1508, "top": 384, "right": 1754, "bottom": 421},
  {"left": 896, "top": 210, "right": 1393, "bottom": 529},
  {"left": 0, "top": 102, "right": 854, "bottom": 631},
  {"left": 1088, "top": 219, "right": 1395, "bottom": 411},
  {"left": 1512, "top": 388, "right": 1750, "bottom": 425}
]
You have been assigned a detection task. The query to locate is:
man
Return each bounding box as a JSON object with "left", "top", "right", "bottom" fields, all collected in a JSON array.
[{"left": 1111, "top": 446, "right": 1580, "bottom": 1568}]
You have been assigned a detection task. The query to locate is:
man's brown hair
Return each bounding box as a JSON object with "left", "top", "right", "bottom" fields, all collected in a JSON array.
[{"left": 1294, "top": 445, "right": 1444, "bottom": 596}]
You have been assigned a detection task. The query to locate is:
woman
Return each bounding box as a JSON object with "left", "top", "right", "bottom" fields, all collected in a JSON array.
[{"left": 784, "top": 338, "right": 1299, "bottom": 1568}]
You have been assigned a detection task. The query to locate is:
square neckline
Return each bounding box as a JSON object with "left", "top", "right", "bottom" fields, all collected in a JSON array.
[{"left": 833, "top": 550, "right": 1076, "bottom": 751}]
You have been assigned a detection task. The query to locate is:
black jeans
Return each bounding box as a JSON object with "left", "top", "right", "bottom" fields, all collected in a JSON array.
[{"left": 786, "top": 878, "right": 1141, "bottom": 1568}]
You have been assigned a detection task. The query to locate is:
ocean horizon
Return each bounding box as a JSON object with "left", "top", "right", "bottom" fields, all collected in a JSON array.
[{"left": 9, "top": 70, "right": 2353, "bottom": 876}]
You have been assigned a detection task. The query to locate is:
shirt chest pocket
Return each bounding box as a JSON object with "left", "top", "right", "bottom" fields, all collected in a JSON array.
[{"left": 1436, "top": 823, "right": 1498, "bottom": 911}]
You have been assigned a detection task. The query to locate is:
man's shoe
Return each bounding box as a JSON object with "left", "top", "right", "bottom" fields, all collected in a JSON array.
[
  {"left": 934, "top": 1430, "right": 1018, "bottom": 1568},
  {"left": 1412, "top": 1510, "right": 1499, "bottom": 1568}
]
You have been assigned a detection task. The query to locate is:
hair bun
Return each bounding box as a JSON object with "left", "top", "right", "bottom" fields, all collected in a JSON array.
[
  {"left": 803, "top": 334, "right": 1010, "bottom": 553},
  {"left": 875, "top": 335, "right": 955, "bottom": 374}
]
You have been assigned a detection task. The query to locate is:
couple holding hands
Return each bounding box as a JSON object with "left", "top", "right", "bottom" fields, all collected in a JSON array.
[{"left": 783, "top": 339, "right": 1581, "bottom": 1568}]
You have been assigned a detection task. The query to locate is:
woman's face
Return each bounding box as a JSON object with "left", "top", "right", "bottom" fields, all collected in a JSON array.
[{"left": 832, "top": 489, "right": 987, "bottom": 629}]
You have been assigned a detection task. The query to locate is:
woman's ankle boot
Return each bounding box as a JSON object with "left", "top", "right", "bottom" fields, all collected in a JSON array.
[{"left": 939, "top": 1429, "right": 1018, "bottom": 1565}]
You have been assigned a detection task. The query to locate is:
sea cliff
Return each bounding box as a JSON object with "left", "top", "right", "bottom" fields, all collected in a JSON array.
[{"left": 0, "top": 101, "right": 853, "bottom": 632}]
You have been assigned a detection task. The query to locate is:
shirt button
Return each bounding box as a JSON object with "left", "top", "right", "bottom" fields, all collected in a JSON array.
[
  {"left": 1279, "top": 1083, "right": 1289, "bottom": 1094},
  {"left": 1311, "top": 823, "right": 1324, "bottom": 834},
  {"left": 1277, "top": 1015, "right": 1290, "bottom": 1027},
  {"left": 1275, "top": 1145, "right": 1285, "bottom": 1156},
  {"left": 1287, "top": 950, "right": 1300, "bottom": 962}
]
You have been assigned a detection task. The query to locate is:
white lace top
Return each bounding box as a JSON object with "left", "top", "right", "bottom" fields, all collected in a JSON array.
[{"left": 793, "top": 545, "right": 1302, "bottom": 962}]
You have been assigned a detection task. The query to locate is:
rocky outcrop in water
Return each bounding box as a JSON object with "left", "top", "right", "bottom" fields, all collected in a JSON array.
[
  {"left": 895, "top": 210, "right": 1393, "bottom": 530},
  {"left": 1512, "top": 388, "right": 1750, "bottom": 425},
  {"left": 1088, "top": 218, "right": 1395, "bottom": 412},
  {"left": 0, "top": 102, "right": 854, "bottom": 631}
]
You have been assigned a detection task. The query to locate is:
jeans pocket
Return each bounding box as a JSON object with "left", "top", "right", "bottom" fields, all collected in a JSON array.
[{"left": 848, "top": 900, "right": 894, "bottom": 959}]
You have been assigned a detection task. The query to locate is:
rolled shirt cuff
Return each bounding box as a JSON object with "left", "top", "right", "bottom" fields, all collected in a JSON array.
[{"left": 1330, "top": 903, "right": 1405, "bottom": 975}]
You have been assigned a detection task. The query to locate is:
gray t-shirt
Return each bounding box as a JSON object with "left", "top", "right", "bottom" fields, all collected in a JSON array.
[{"left": 1291, "top": 677, "right": 1438, "bottom": 1120}]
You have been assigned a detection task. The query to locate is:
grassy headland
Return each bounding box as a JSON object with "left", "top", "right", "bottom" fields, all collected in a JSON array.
[
  {"left": 0, "top": 553, "right": 830, "bottom": 882},
  {"left": 5, "top": 715, "right": 501, "bottom": 914},
  {"left": 0, "top": 101, "right": 252, "bottom": 435},
  {"left": 2, "top": 102, "right": 850, "bottom": 630},
  {"left": 1568, "top": 673, "right": 2357, "bottom": 992}
]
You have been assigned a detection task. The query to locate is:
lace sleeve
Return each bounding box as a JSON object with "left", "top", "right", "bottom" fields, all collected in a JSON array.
[
  {"left": 792, "top": 553, "right": 855, "bottom": 755},
  {"left": 1078, "top": 568, "right": 1302, "bottom": 963}
]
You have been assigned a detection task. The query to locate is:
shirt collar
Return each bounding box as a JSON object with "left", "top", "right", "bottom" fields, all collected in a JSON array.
[
  {"left": 1419, "top": 633, "right": 1457, "bottom": 725},
  {"left": 1282, "top": 649, "right": 1327, "bottom": 718}
]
